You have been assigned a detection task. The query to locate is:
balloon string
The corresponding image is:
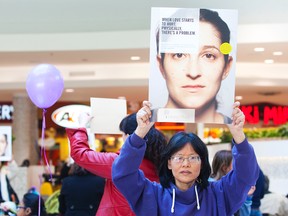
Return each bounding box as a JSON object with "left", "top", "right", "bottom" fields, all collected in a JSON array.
[
  {"left": 41, "top": 109, "right": 53, "bottom": 181},
  {"left": 38, "top": 194, "right": 41, "bottom": 216},
  {"left": 38, "top": 174, "right": 42, "bottom": 216}
]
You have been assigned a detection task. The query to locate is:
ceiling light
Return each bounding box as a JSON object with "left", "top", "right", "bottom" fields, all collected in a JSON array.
[
  {"left": 69, "top": 71, "right": 95, "bottom": 77},
  {"left": 235, "top": 95, "right": 243, "bottom": 100},
  {"left": 273, "top": 51, "right": 283, "bottom": 56},
  {"left": 130, "top": 56, "right": 141, "bottom": 61},
  {"left": 264, "top": 59, "right": 274, "bottom": 64},
  {"left": 65, "top": 89, "right": 74, "bottom": 93},
  {"left": 254, "top": 47, "right": 265, "bottom": 52},
  {"left": 253, "top": 80, "right": 276, "bottom": 86}
]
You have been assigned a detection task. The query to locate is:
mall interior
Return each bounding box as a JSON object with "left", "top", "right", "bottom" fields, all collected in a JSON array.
[{"left": 0, "top": 0, "right": 288, "bottom": 214}]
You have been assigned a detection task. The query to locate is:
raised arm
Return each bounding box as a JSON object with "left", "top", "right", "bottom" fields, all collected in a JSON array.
[
  {"left": 227, "top": 101, "right": 259, "bottom": 186},
  {"left": 112, "top": 101, "right": 157, "bottom": 213},
  {"left": 215, "top": 101, "right": 260, "bottom": 215},
  {"left": 66, "top": 112, "right": 117, "bottom": 179},
  {"left": 134, "top": 101, "right": 155, "bottom": 138},
  {"left": 227, "top": 101, "right": 246, "bottom": 144}
]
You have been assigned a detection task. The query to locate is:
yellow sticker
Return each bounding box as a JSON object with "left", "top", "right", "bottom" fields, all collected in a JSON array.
[{"left": 220, "top": 42, "right": 232, "bottom": 55}]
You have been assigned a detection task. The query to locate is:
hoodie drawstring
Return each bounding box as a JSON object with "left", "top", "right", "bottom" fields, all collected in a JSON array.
[
  {"left": 195, "top": 185, "right": 200, "bottom": 210},
  {"left": 171, "top": 185, "right": 200, "bottom": 213},
  {"left": 171, "top": 188, "right": 175, "bottom": 213}
]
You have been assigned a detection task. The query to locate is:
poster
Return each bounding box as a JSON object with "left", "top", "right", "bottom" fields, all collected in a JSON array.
[
  {"left": 149, "top": 7, "right": 238, "bottom": 124},
  {"left": 0, "top": 126, "right": 12, "bottom": 161}
]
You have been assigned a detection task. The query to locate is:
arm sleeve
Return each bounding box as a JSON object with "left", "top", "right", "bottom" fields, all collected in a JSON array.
[
  {"left": 112, "top": 133, "right": 157, "bottom": 214},
  {"left": 251, "top": 169, "right": 265, "bottom": 209},
  {"left": 216, "top": 138, "right": 260, "bottom": 215},
  {"left": 66, "top": 128, "right": 117, "bottom": 179}
]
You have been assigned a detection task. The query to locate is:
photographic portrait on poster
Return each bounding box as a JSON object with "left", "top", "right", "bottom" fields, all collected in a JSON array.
[
  {"left": 149, "top": 7, "right": 238, "bottom": 124},
  {"left": 0, "top": 126, "right": 12, "bottom": 161}
]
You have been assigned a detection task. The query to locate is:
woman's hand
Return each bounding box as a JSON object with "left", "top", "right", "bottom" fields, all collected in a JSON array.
[
  {"left": 78, "top": 112, "right": 93, "bottom": 128},
  {"left": 227, "top": 101, "right": 246, "bottom": 144},
  {"left": 135, "top": 101, "right": 155, "bottom": 138},
  {"left": 248, "top": 185, "right": 256, "bottom": 196}
]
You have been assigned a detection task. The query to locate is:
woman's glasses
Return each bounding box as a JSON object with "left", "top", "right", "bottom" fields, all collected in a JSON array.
[
  {"left": 17, "top": 206, "right": 26, "bottom": 211},
  {"left": 171, "top": 155, "right": 201, "bottom": 164}
]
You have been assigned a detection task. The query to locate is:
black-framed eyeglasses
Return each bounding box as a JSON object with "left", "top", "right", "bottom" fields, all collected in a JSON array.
[{"left": 171, "top": 155, "right": 201, "bottom": 164}]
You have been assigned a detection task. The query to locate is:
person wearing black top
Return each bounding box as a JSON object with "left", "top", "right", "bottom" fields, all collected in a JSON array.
[{"left": 58, "top": 163, "right": 105, "bottom": 216}]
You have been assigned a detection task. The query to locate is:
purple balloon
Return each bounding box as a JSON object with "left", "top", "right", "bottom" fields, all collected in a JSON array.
[{"left": 26, "top": 64, "right": 64, "bottom": 109}]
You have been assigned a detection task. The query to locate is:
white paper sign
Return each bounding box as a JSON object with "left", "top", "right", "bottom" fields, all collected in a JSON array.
[
  {"left": 150, "top": 108, "right": 195, "bottom": 123},
  {"left": 90, "top": 97, "right": 127, "bottom": 134}
]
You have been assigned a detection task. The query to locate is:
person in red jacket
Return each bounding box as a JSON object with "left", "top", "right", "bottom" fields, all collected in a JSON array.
[{"left": 66, "top": 112, "right": 166, "bottom": 216}]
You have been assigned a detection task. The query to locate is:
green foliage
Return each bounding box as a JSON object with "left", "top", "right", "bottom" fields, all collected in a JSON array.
[
  {"left": 219, "top": 124, "right": 288, "bottom": 143},
  {"left": 220, "top": 130, "right": 233, "bottom": 143},
  {"left": 278, "top": 123, "right": 288, "bottom": 137},
  {"left": 12, "top": 135, "right": 16, "bottom": 142}
]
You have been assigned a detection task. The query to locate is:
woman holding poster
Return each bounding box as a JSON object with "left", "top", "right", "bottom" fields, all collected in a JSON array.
[
  {"left": 149, "top": 8, "right": 238, "bottom": 124},
  {"left": 112, "top": 100, "right": 260, "bottom": 216}
]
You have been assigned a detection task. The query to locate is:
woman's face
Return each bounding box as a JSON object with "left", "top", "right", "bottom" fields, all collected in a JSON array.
[
  {"left": 168, "top": 143, "right": 201, "bottom": 191},
  {"left": 158, "top": 21, "right": 232, "bottom": 110},
  {"left": 16, "top": 200, "right": 29, "bottom": 216},
  {"left": 0, "top": 134, "right": 8, "bottom": 156}
]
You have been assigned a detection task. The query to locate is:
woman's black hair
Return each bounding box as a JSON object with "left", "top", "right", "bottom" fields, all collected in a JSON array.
[
  {"left": 157, "top": 8, "right": 231, "bottom": 64},
  {"left": 119, "top": 112, "right": 166, "bottom": 169},
  {"left": 145, "top": 127, "right": 167, "bottom": 169},
  {"left": 158, "top": 131, "right": 211, "bottom": 190},
  {"left": 119, "top": 113, "right": 138, "bottom": 135},
  {"left": 23, "top": 193, "right": 47, "bottom": 216},
  {"left": 69, "top": 162, "right": 91, "bottom": 176}
]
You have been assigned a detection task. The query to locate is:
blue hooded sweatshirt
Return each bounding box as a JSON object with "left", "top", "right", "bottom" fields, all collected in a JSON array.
[{"left": 112, "top": 133, "right": 259, "bottom": 216}]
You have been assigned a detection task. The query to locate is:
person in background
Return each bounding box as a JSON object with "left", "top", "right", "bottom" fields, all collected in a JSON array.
[
  {"left": 20, "top": 159, "right": 30, "bottom": 167},
  {"left": 16, "top": 192, "right": 47, "bottom": 216},
  {"left": 250, "top": 169, "right": 265, "bottom": 216},
  {"left": 112, "top": 101, "right": 259, "bottom": 215},
  {"left": 210, "top": 150, "right": 233, "bottom": 181},
  {"left": 260, "top": 175, "right": 288, "bottom": 216},
  {"left": 58, "top": 163, "right": 105, "bottom": 216},
  {"left": 0, "top": 163, "right": 19, "bottom": 205},
  {"left": 66, "top": 112, "right": 167, "bottom": 216},
  {"left": 59, "top": 158, "right": 74, "bottom": 182},
  {"left": 210, "top": 149, "right": 256, "bottom": 216}
]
